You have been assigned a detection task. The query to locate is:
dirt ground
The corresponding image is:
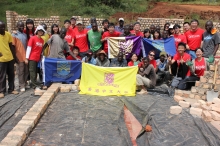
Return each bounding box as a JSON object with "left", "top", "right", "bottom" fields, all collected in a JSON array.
[{"left": 111, "top": 2, "right": 220, "bottom": 22}]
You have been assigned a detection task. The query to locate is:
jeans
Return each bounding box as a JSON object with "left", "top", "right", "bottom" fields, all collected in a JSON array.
[
  {"left": 186, "top": 50, "right": 196, "bottom": 60},
  {"left": 29, "top": 60, "right": 40, "bottom": 89},
  {"left": 178, "top": 76, "right": 199, "bottom": 90}
]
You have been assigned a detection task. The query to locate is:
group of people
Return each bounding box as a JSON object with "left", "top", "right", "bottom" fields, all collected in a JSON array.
[{"left": 0, "top": 16, "right": 219, "bottom": 97}]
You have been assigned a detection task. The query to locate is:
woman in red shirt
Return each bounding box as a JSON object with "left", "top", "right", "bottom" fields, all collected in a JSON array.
[
  {"left": 128, "top": 53, "right": 140, "bottom": 66},
  {"left": 26, "top": 25, "right": 45, "bottom": 90}
]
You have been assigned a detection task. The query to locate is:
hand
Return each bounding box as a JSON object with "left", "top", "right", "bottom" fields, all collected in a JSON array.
[
  {"left": 168, "top": 56, "right": 172, "bottom": 62},
  {"left": 0, "top": 52, "right": 2, "bottom": 57},
  {"left": 180, "top": 56, "right": 184, "bottom": 64},
  {"left": 25, "top": 59, "right": 28, "bottom": 64}
]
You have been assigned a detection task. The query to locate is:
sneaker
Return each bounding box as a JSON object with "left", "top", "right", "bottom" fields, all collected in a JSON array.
[
  {"left": 20, "top": 88, "right": 25, "bottom": 92},
  {"left": 9, "top": 90, "right": 19, "bottom": 95},
  {"left": 137, "top": 89, "right": 148, "bottom": 95},
  {"left": 35, "top": 87, "right": 41, "bottom": 91},
  {"left": 0, "top": 93, "right": 4, "bottom": 98}
]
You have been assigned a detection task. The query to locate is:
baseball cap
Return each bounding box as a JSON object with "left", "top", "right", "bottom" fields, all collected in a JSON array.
[
  {"left": 169, "top": 24, "right": 174, "bottom": 29},
  {"left": 34, "top": 25, "right": 46, "bottom": 35},
  {"left": 118, "top": 18, "right": 124, "bottom": 21},
  {"left": 76, "top": 21, "right": 83, "bottom": 25},
  {"left": 159, "top": 51, "right": 167, "bottom": 57}
]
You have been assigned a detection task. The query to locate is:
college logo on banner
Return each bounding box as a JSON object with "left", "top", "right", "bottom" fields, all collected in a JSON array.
[
  {"left": 53, "top": 61, "right": 73, "bottom": 79},
  {"left": 119, "top": 39, "right": 133, "bottom": 55}
]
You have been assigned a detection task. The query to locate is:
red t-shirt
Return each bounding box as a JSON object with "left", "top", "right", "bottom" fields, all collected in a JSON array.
[
  {"left": 130, "top": 30, "right": 144, "bottom": 37},
  {"left": 194, "top": 57, "right": 206, "bottom": 77},
  {"left": 102, "top": 31, "right": 120, "bottom": 53},
  {"left": 73, "top": 29, "right": 88, "bottom": 53},
  {"left": 185, "top": 28, "right": 204, "bottom": 50},
  {"left": 28, "top": 36, "right": 44, "bottom": 62},
  {"left": 173, "top": 52, "right": 191, "bottom": 76},
  {"left": 138, "top": 60, "right": 156, "bottom": 69},
  {"left": 174, "top": 34, "right": 187, "bottom": 50},
  {"left": 65, "top": 28, "right": 74, "bottom": 44},
  {"left": 66, "top": 55, "right": 81, "bottom": 60}
]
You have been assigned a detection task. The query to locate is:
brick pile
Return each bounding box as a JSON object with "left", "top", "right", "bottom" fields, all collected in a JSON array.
[
  {"left": 6, "top": 11, "right": 60, "bottom": 33},
  {"left": 137, "top": 17, "right": 184, "bottom": 32},
  {"left": 170, "top": 51, "right": 220, "bottom": 132}
]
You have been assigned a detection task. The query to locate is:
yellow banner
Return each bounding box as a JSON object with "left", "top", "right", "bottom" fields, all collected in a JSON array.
[{"left": 79, "top": 63, "right": 138, "bottom": 96}]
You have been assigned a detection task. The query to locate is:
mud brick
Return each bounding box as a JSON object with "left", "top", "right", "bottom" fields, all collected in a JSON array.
[
  {"left": 34, "top": 90, "right": 46, "bottom": 96},
  {"left": 202, "top": 110, "right": 212, "bottom": 122},
  {"left": 201, "top": 95, "right": 206, "bottom": 100},
  {"left": 74, "top": 79, "right": 80, "bottom": 86},
  {"left": 22, "top": 111, "right": 41, "bottom": 124},
  {"left": 47, "top": 87, "right": 60, "bottom": 94},
  {"left": 72, "top": 85, "right": 77, "bottom": 90},
  {"left": 189, "top": 93, "right": 195, "bottom": 99},
  {"left": 200, "top": 76, "right": 207, "bottom": 83},
  {"left": 191, "top": 103, "right": 200, "bottom": 108},
  {"left": 198, "top": 89, "right": 207, "bottom": 95},
  {"left": 42, "top": 92, "right": 55, "bottom": 99},
  {"left": 214, "top": 85, "right": 220, "bottom": 91},
  {"left": 60, "top": 87, "right": 71, "bottom": 92},
  {"left": 174, "top": 95, "right": 183, "bottom": 102},
  {"left": 213, "top": 98, "right": 220, "bottom": 104},
  {"left": 38, "top": 96, "right": 53, "bottom": 104},
  {"left": 210, "top": 65, "right": 215, "bottom": 71},
  {"left": 194, "top": 94, "right": 201, "bottom": 100},
  {"left": 179, "top": 101, "right": 190, "bottom": 108},
  {"left": 0, "top": 137, "right": 22, "bottom": 146},
  {"left": 207, "top": 102, "right": 213, "bottom": 106},
  {"left": 182, "top": 91, "right": 191, "bottom": 98},
  {"left": 210, "top": 111, "right": 220, "bottom": 121},
  {"left": 203, "top": 83, "right": 211, "bottom": 89},
  {"left": 201, "top": 105, "right": 211, "bottom": 111},
  {"left": 190, "top": 107, "right": 203, "bottom": 118},
  {"left": 12, "top": 123, "right": 32, "bottom": 135},
  {"left": 198, "top": 100, "right": 206, "bottom": 105},
  {"left": 170, "top": 106, "right": 182, "bottom": 115},
  {"left": 195, "top": 81, "right": 201, "bottom": 87},
  {"left": 203, "top": 71, "right": 210, "bottom": 77},
  {"left": 6, "top": 130, "right": 26, "bottom": 143},
  {"left": 191, "top": 87, "right": 197, "bottom": 93},
  {"left": 211, "top": 104, "right": 220, "bottom": 113},
  {"left": 208, "top": 78, "right": 214, "bottom": 84},
  {"left": 211, "top": 121, "right": 220, "bottom": 131},
  {"left": 175, "top": 89, "right": 183, "bottom": 96}
]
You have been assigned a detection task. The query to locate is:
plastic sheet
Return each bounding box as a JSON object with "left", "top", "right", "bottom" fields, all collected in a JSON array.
[{"left": 23, "top": 91, "right": 220, "bottom": 146}]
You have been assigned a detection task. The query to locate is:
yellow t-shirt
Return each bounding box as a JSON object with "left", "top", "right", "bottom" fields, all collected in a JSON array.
[
  {"left": 41, "top": 33, "right": 50, "bottom": 56},
  {"left": 0, "top": 31, "right": 13, "bottom": 62}
]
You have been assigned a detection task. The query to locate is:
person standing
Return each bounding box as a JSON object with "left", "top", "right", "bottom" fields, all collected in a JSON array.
[
  {"left": 64, "top": 20, "right": 74, "bottom": 52},
  {"left": 130, "top": 22, "right": 144, "bottom": 37},
  {"left": 120, "top": 25, "right": 135, "bottom": 37},
  {"left": 12, "top": 21, "right": 29, "bottom": 92},
  {"left": 24, "top": 19, "right": 35, "bottom": 41},
  {"left": 102, "top": 19, "right": 109, "bottom": 33},
  {"left": 173, "top": 24, "right": 187, "bottom": 50},
  {"left": 70, "top": 16, "right": 77, "bottom": 32},
  {"left": 26, "top": 25, "right": 45, "bottom": 90},
  {"left": 115, "top": 18, "right": 124, "bottom": 34},
  {"left": 88, "top": 22, "right": 102, "bottom": 53},
  {"left": 51, "top": 24, "right": 60, "bottom": 35},
  {"left": 86, "top": 17, "right": 97, "bottom": 30},
  {"left": 183, "top": 22, "right": 190, "bottom": 33},
  {"left": 73, "top": 21, "right": 89, "bottom": 58},
  {"left": 0, "top": 21, "right": 18, "bottom": 98},
  {"left": 185, "top": 19, "right": 204, "bottom": 59},
  {"left": 202, "top": 20, "right": 220, "bottom": 58},
  {"left": 101, "top": 23, "right": 120, "bottom": 54}
]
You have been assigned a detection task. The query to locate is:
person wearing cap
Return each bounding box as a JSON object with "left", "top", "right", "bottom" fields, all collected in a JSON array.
[
  {"left": 96, "top": 50, "right": 110, "bottom": 67},
  {"left": 70, "top": 16, "right": 77, "bottom": 32},
  {"left": 64, "top": 19, "right": 74, "bottom": 52},
  {"left": 101, "top": 23, "right": 120, "bottom": 54},
  {"left": 156, "top": 51, "right": 170, "bottom": 85},
  {"left": 73, "top": 20, "right": 89, "bottom": 58},
  {"left": 173, "top": 24, "right": 187, "bottom": 50},
  {"left": 88, "top": 22, "right": 102, "bottom": 54},
  {"left": 168, "top": 24, "right": 174, "bottom": 36},
  {"left": 86, "top": 17, "right": 97, "bottom": 30},
  {"left": 110, "top": 52, "right": 127, "bottom": 67},
  {"left": 185, "top": 19, "right": 204, "bottom": 59},
  {"left": 0, "top": 21, "right": 19, "bottom": 98},
  {"left": 130, "top": 22, "right": 144, "bottom": 37},
  {"left": 82, "top": 50, "right": 96, "bottom": 65},
  {"left": 26, "top": 25, "right": 45, "bottom": 90},
  {"left": 115, "top": 18, "right": 124, "bottom": 34}
]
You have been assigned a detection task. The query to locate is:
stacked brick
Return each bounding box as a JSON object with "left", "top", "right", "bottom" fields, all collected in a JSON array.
[
  {"left": 171, "top": 52, "right": 220, "bottom": 132},
  {"left": 6, "top": 11, "right": 60, "bottom": 33},
  {"left": 137, "top": 17, "right": 184, "bottom": 32},
  {"left": 213, "top": 22, "right": 220, "bottom": 32},
  {"left": 82, "top": 17, "right": 104, "bottom": 29}
]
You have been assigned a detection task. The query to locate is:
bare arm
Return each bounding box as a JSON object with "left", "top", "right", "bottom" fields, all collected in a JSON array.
[{"left": 213, "top": 44, "right": 219, "bottom": 56}]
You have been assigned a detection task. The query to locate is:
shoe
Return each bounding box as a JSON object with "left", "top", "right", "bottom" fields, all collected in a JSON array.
[
  {"left": 35, "top": 87, "right": 42, "bottom": 91},
  {"left": 20, "top": 88, "right": 25, "bottom": 92},
  {"left": 25, "top": 85, "right": 30, "bottom": 89},
  {"left": 137, "top": 89, "right": 148, "bottom": 95},
  {"left": 42, "top": 86, "right": 47, "bottom": 90},
  {"left": 9, "top": 90, "right": 19, "bottom": 95},
  {"left": 0, "top": 93, "right": 4, "bottom": 98}
]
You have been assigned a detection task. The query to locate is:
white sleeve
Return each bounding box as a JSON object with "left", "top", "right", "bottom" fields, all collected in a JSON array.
[{"left": 26, "top": 46, "right": 32, "bottom": 59}]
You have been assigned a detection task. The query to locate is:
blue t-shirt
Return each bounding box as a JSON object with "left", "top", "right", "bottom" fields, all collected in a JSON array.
[{"left": 156, "top": 59, "right": 168, "bottom": 71}]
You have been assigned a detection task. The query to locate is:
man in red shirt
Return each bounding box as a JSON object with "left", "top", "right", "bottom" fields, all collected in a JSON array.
[
  {"left": 70, "top": 17, "right": 77, "bottom": 33},
  {"left": 73, "top": 21, "right": 89, "bottom": 58},
  {"left": 101, "top": 23, "right": 120, "bottom": 54},
  {"left": 173, "top": 24, "right": 187, "bottom": 50},
  {"left": 185, "top": 19, "right": 204, "bottom": 59},
  {"left": 130, "top": 22, "right": 144, "bottom": 37},
  {"left": 183, "top": 22, "right": 190, "bottom": 33},
  {"left": 64, "top": 20, "right": 74, "bottom": 52}
]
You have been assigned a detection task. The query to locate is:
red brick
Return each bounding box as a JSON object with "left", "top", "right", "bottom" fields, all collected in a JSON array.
[
  {"left": 179, "top": 101, "right": 190, "bottom": 108},
  {"left": 201, "top": 95, "right": 206, "bottom": 100},
  {"left": 210, "top": 121, "right": 220, "bottom": 131},
  {"left": 182, "top": 91, "right": 191, "bottom": 98},
  {"left": 72, "top": 85, "right": 77, "bottom": 90},
  {"left": 22, "top": 111, "right": 41, "bottom": 124},
  {"left": 170, "top": 106, "right": 182, "bottom": 115},
  {"left": 198, "top": 89, "right": 207, "bottom": 95},
  {"left": 174, "top": 95, "right": 183, "bottom": 102},
  {"left": 202, "top": 110, "right": 212, "bottom": 122},
  {"left": 6, "top": 130, "right": 26, "bottom": 143},
  {"left": 212, "top": 98, "right": 220, "bottom": 104},
  {"left": 190, "top": 107, "right": 203, "bottom": 117},
  {"left": 200, "top": 76, "right": 207, "bottom": 83},
  {"left": 208, "top": 78, "right": 214, "bottom": 84},
  {"left": 42, "top": 92, "right": 55, "bottom": 99},
  {"left": 0, "top": 137, "right": 21, "bottom": 146},
  {"left": 210, "top": 111, "right": 220, "bottom": 121}
]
